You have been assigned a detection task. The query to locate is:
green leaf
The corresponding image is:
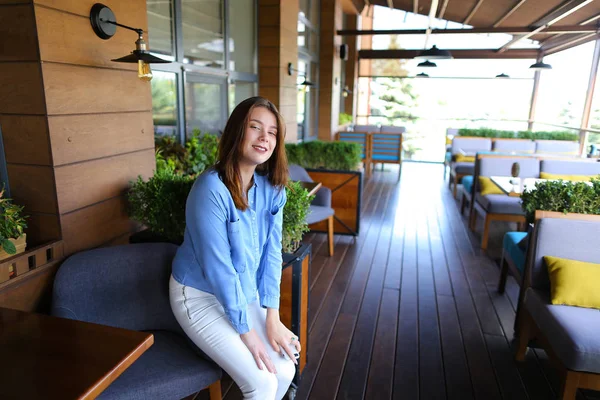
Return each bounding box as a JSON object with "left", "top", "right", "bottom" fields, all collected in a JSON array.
[{"left": 1, "top": 239, "right": 16, "bottom": 255}]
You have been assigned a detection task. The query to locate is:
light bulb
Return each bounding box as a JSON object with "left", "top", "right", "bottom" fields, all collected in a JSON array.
[{"left": 138, "top": 60, "right": 153, "bottom": 81}]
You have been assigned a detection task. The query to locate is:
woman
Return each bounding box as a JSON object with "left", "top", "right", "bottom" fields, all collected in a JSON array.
[{"left": 170, "top": 97, "right": 300, "bottom": 400}]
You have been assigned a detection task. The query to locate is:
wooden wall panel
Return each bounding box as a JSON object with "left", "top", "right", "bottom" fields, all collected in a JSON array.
[
  {"left": 7, "top": 165, "right": 57, "bottom": 214},
  {"left": 34, "top": 6, "right": 136, "bottom": 70},
  {"left": 0, "top": 63, "right": 46, "bottom": 114},
  {"left": 0, "top": 116, "right": 51, "bottom": 165},
  {"left": 25, "top": 213, "right": 61, "bottom": 247},
  {"left": 0, "top": 0, "right": 31, "bottom": 4},
  {"left": 54, "top": 149, "right": 154, "bottom": 214},
  {"left": 0, "top": 4, "right": 39, "bottom": 61},
  {"left": 0, "top": 261, "right": 61, "bottom": 313},
  {"left": 60, "top": 196, "right": 134, "bottom": 256},
  {"left": 34, "top": 0, "right": 148, "bottom": 32},
  {"left": 42, "top": 63, "right": 152, "bottom": 115},
  {"left": 48, "top": 112, "right": 154, "bottom": 166}
]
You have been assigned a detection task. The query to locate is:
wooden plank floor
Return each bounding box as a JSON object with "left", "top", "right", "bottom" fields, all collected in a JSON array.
[{"left": 200, "top": 162, "right": 600, "bottom": 400}]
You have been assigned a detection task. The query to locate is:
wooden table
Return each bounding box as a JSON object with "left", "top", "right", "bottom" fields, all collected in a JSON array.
[
  {"left": 298, "top": 181, "right": 322, "bottom": 196},
  {"left": 0, "top": 307, "right": 154, "bottom": 399},
  {"left": 490, "top": 176, "right": 546, "bottom": 197}
]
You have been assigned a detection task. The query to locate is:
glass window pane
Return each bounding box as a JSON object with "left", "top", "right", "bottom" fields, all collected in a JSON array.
[
  {"left": 309, "top": 0, "right": 319, "bottom": 27},
  {"left": 300, "top": 0, "right": 309, "bottom": 15},
  {"left": 229, "top": 81, "right": 257, "bottom": 113},
  {"left": 186, "top": 80, "right": 224, "bottom": 136},
  {"left": 147, "top": 0, "right": 174, "bottom": 57},
  {"left": 229, "top": 0, "right": 256, "bottom": 73},
  {"left": 151, "top": 71, "right": 178, "bottom": 136},
  {"left": 536, "top": 42, "right": 595, "bottom": 128},
  {"left": 298, "top": 18, "right": 307, "bottom": 49},
  {"left": 182, "top": 0, "right": 224, "bottom": 68}
]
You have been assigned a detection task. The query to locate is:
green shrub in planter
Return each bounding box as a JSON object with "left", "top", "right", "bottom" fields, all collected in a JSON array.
[
  {"left": 339, "top": 112, "right": 353, "bottom": 125},
  {"left": 458, "top": 128, "right": 515, "bottom": 138},
  {"left": 517, "top": 130, "right": 579, "bottom": 141},
  {"left": 282, "top": 181, "right": 313, "bottom": 254},
  {"left": 155, "top": 129, "right": 218, "bottom": 176},
  {"left": 521, "top": 178, "right": 600, "bottom": 224},
  {"left": 0, "top": 190, "right": 27, "bottom": 254},
  {"left": 285, "top": 141, "right": 362, "bottom": 171},
  {"left": 128, "top": 169, "right": 195, "bottom": 243}
]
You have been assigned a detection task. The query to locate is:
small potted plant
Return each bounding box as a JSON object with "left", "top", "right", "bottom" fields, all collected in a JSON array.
[
  {"left": 0, "top": 190, "right": 28, "bottom": 261},
  {"left": 282, "top": 181, "right": 313, "bottom": 254}
]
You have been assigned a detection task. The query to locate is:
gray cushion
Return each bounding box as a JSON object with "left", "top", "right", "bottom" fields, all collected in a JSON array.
[
  {"left": 475, "top": 193, "right": 523, "bottom": 215},
  {"left": 540, "top": 159, "right": 600, "bottom": 175},
  {"left": 353, "top": 124, "right": 379, "bottom": 132},
  {"left": 535, "top": 140, "right": 579, "bottom": 154},
  {"left": 524, "top": 288, "right": 600, "bottom": 373},
  {"left": 451, "top": 137, "right": 492, "bottom": 155},
  {"left": 529, "top": 218, "right": 600, "bottom": 292},
  {"left": 452, "top": 162, "right": 474, "bottom": 175},
  {"left": 51, "top": 243, "right": 181, "bottom": 333},
  {"left": 380, "top": 125, "right": 405, "bottom": 133},
  {"left": 307, "top": 205, "right": 334, "bottom": 224},
  {"left": 99, "top": 331, "right": 222, "bottom": 400},
  {"left": 492, "top": 140, "right": 536, "bottom": 153},
  {"left": 289, "top": 164, "right": 313, "bottom": 182},
  {"left": 479, "top": 157, "right": 540, "bottom": 178}
]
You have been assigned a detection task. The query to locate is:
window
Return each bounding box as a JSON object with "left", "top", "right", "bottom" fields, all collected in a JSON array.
[
  {"left": 151, "top": 71, "right": 178, "bottom": 136},
  {"left": 297, "top": 0, "right": 319, "bottom": 141},
  {"left": 182, "top": 0, "right": 225, "bottom": 68},
  {"left": 147, "top": 0, "right": 258, "bottom": 142}
]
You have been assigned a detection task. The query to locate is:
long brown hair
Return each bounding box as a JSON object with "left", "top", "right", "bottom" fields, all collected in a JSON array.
[{"left": 215, "top": 96, "right": 288, "bottom": 210}]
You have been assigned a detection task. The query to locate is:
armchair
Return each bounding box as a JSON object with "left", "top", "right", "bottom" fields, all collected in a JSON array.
[{"left": 289, "top": 164, "right": 335, "bottom": 256}]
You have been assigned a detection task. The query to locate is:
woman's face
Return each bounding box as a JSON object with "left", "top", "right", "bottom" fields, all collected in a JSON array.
[{"left": 239, "top": 107, "right": 278, "bottom": 168}]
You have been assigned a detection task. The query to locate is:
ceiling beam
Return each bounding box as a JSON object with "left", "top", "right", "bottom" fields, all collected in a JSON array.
[
  {"left": 493, "top": 0, "right": 528, "bottom": 27},
  {"left": 463, "top": 0, "right": 484, "bottom": 25},
  {"left": 543, "top": 33, "right": 599, "bottom": 55},
  {"left": 496, "top": 0, "right": 594, "bottom": 53},
  {"left": 359, "top": 48, "right": 539, "bottom": 59},
  {"left": 423, "top": 0, "right": 439, "bottom": 49},
  {"left": 438, "top": 0, "right": 449, "bottom": 19},
  {"left": 337, "top": 25, "right": 598, "bottom": 36}
]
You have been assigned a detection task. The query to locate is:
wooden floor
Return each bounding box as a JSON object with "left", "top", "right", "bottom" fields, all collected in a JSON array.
[{"left": 206, "top": 162, "right": 600, "bottom": 400}]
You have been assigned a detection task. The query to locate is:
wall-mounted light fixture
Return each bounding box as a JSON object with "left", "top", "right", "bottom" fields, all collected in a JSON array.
[
  {"left": 342, "top": 85, "right": 352, "bottom": 98},
  {"left": 287, "top": 62, "right": 315, "bottom": 87},
  {"left": 90, "top": 3, "right": 170, "bottom": 81}
]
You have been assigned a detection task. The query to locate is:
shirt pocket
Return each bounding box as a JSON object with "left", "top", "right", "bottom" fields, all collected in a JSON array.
[
  {"left": 227, "top": 219, "right": 246, "bottom": 273},
  {"left": 265, "top": 204, "right": 282, "bottom": 240}
]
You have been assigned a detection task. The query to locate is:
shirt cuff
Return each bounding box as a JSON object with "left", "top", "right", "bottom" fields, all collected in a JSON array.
[
  {"left": 260, "top": 294, "right": 280, "bottom": 309},
  {"left": 232, "top": 322, "right": 250, "bottom": 335}
]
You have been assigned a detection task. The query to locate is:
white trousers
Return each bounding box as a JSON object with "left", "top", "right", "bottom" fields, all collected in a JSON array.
[{"left": 169, "top": 275, "right": 295, "bottom": 400}]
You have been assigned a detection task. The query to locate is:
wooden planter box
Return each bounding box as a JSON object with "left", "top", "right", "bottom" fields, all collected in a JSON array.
[
  {"left": 534, "top": 210, "right": 600, "bottom": 223},
  {"left": 0, "top": 234, "right": 27, "bottom": 262},
  {"left": 306, "top": 169, "right": 362, "bottom": 236},
  {"left": 281, "top": 243, "right": 311, "bottom": 383}
]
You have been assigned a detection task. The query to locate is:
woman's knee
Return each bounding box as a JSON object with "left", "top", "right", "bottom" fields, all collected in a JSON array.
[
  {"left": 278, "top": 360, "right": 296, "bottom": 386},
  {"left": 240, "top": 370, "right": 278, "bottom": 399}
]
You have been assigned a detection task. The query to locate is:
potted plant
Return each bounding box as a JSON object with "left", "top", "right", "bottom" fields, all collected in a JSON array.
[
  {"left": 521, "top": 177, "right": 600, "bottom": 224},
  {"left": 286, "top": 141, "right": 363, "bottom": 236},
  {"left": 0, "top": 190, "right": 28, "bottom": 261},
  {"left": 282, "top": 181, "right": 313, "bottom": 254}
]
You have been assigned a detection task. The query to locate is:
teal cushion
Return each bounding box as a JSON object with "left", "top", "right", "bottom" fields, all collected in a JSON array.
[
  {"left": 503, "top": 232, "right": 528, "bottom": 274},
  {"left": 372, "top": 154, "right": 400, "bottom": 161},
  {"left": 445, "top": 151, "right": 452, "bottom": 163},
  {"left": 462, "top": 175, "right": 474, "bottom": 194}
]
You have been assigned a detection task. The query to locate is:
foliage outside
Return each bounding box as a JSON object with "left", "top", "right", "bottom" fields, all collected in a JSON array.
[
  {"left": 339, "top": 112, "right": 353, "bottom": 126},
  {"left": 155, "top": 129, "right": 219, "bottom": 176},
  {"left": 0, "top": 190, "right": 27, "bottom": 255},
  {"left": 285, "top": 141, "right": 362, "bottom": 171},
  {"left": 520, "top": 177, "right": 600, "bottom": 224},
  {"left": 457, "top": 128, "right": 578, "bottom": 141},
  {"left": 282, "top": 181, "right": 314, "bottom": 253}
]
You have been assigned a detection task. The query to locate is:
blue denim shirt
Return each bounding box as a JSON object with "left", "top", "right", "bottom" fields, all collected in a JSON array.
[{"left": 172, "top": 169, "right": 286, "bottom": 334}]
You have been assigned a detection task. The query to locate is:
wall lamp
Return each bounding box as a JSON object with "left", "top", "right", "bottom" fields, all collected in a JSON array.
[
  {"left": 287, "top": 63, "right": 315, "bottom": 87},
  {"left": 90, "top": 3, "right": 170, "bottom": 81}
]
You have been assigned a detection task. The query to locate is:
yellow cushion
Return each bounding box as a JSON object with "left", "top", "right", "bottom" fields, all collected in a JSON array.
[
  {"left": 478, "top": 176, "right": 504, "bottom": 196},
  {"left": 540, "top": 172, "right": 597, "bottom": 182},
  {"left": 455, "top": 154, "right": 475, "bottom": 162},
  {"left": 544, "top": 256, "right": 600, "bottom": 309},
  {"left": 446, "top": 136, "right": 453, "bottom": 145}
]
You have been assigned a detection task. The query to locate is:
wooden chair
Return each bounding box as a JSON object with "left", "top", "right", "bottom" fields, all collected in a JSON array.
[
  {"left": 368, "top": 131, "right": 403, "bottom": 179},
  {"left": 337, "top": 130, "right": 370, "bottom": 177}
]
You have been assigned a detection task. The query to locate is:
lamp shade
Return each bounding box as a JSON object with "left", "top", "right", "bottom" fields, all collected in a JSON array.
[
  {"left": 416, "top": 72, "right": 430, "bottom": 78},
  {"left": 529, "top": 60, "right": 552, "bottom": 70},
  {"left": 112, "top": 50, "right": 171, "bottom": 63},
  {"left": 495, "top": 73, "right": 510, "bottom": 78},
  {"left": 415, "top": 45, "right": 453, "bottom": 59},
  {"left": 417, "top": 60, "right": 437, "bottom": 68}
]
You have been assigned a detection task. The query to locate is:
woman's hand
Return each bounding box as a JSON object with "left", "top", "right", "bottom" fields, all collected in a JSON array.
[
  {"left": 240, "top": 329, "right": 277, "bottom": 374},
  {"left": 266, "top": 309, "right": 301, "bottom": 365}
]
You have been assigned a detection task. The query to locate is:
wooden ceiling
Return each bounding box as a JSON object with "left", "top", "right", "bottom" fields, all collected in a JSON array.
[{"left": 348, "top": 0, "right": 600, "bottom": 57}]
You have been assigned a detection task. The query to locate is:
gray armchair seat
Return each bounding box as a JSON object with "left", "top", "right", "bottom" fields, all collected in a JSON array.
[
  {"left": 516, "top": 217, "right": 600, "bottom": 399},
  {"left": 51, "top": 243, "right": 222, "bottom": 400},
  {"left": 475, "top": 193, "right": 523, "bottom": 215},
  {"left": 289, "top": 164, "right": 335, "bottom": 256}
]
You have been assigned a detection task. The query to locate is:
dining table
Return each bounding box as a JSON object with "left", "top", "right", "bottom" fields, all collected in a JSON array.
[
  {"left": 0, "top": 306, "right": 154, "bottom": 399},
  {"left": 490, "top": 176, "right": 546, "bottom": 197}
]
